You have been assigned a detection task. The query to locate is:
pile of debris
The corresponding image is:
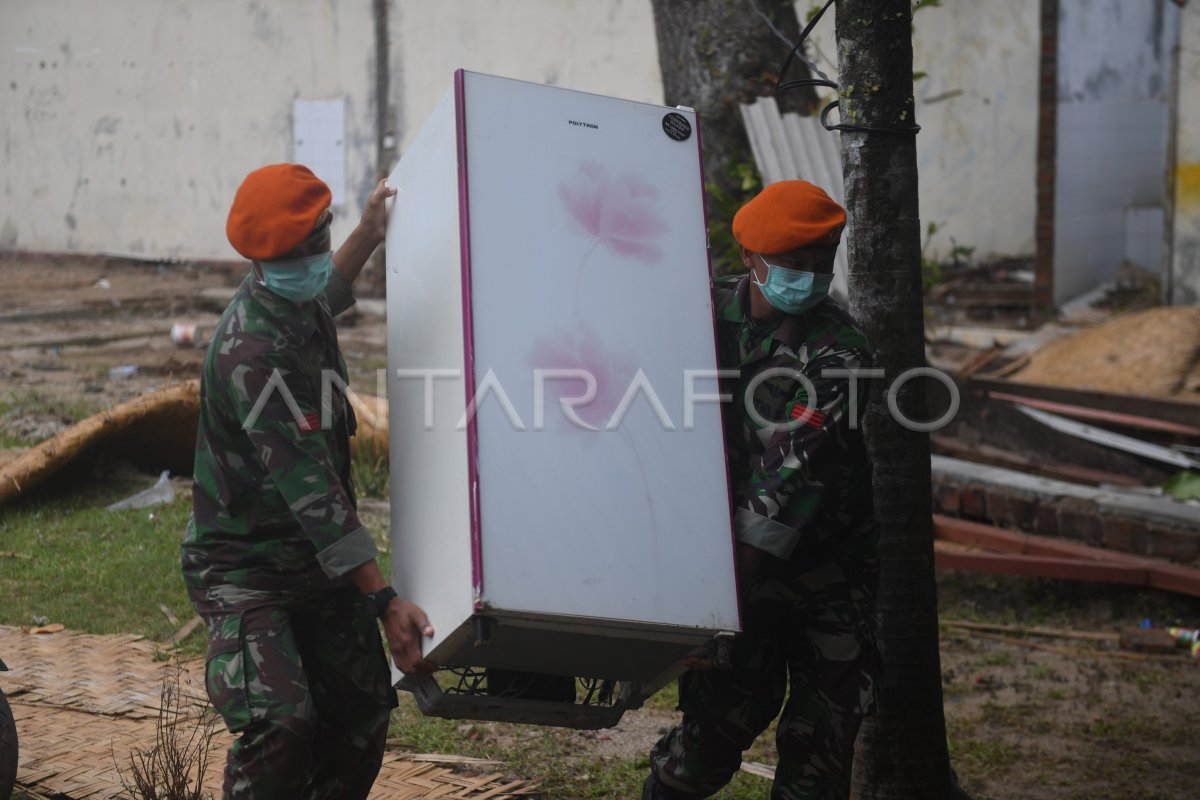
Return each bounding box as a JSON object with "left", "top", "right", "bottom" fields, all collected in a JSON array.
[{"left": 927, "top": 303, "right": 1200, "bottom": 608}]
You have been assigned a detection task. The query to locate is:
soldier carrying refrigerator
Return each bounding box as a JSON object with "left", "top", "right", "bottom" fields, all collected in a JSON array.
[
  {"left": 181, "top": 164, "right": 434, "bottom": 800},
  {"left": 645, "top": 180, "right": 882, "bottom": 800}
]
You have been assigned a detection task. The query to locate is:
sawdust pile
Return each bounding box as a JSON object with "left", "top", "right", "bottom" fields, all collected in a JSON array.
[{"left": 1013, "top": 306, "right": 1200, "bottom": 399}]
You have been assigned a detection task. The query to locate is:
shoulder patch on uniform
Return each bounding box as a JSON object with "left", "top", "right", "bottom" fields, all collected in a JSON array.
[{"left": 789, "top": 403, "right": 826, "bottom": 428}]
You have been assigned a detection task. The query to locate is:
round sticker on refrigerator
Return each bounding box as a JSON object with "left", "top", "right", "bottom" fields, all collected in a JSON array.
[{"left": 662, "top": 112, "right": 692, "bottom": 141}]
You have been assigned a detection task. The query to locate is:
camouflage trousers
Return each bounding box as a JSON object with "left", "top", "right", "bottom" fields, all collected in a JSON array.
[
  {"left": 189, "top": 584, "right": 398, "bottom": 800},
  {"left": 645, "top": 568, "right": 878, "bottom": 800}
]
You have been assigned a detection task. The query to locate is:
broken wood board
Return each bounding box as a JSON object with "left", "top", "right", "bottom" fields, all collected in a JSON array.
[{"left": 933, "top": 515, "right": 1200, "bottom": 598}]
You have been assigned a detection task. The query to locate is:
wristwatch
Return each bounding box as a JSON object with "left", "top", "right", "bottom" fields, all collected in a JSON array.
[{"left": 365, "top": 586, "right": 398, "bottom": 619}]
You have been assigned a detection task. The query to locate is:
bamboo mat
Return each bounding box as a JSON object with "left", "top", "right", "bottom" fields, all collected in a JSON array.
[{"left": 0, "top": 626, "right": 537, "bottom": 799}]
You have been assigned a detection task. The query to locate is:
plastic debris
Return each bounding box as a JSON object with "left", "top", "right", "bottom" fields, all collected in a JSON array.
[
  {"left": 1166, "top": 627, "right": 1200, "bottom": 660},
  {"left": 108, "top": 365, "right": 139, "bottom": 380},
  {"left": 106, "top": 470, "right": 175, "bottom": 512},
  {"left": 169, "top": 322, "right": 199, "bottom": 346}
]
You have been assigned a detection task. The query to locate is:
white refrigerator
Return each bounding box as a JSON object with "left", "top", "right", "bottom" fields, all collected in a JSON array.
[{"left": 384, "top": 70, "right": 739, "bottom": 727}]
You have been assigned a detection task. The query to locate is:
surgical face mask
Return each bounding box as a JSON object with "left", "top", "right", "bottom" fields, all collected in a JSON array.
[
  {"left": 259, "top": 251, "right": 333, "bottom": 303},
  {"left": 751, "top": 256, "right": 833, "bottom": 315}
]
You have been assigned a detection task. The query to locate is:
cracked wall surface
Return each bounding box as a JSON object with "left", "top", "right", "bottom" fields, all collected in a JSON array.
[{"left": 0, "top": 0, "right": 661, "bottom": 261}]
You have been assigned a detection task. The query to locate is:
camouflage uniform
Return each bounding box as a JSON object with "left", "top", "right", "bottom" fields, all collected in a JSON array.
[
  {"left": 646, "top": 275, "right": 880, "bottom": 800},
  {"left": 182, "top": 270, "right": 396, "bottom": 800}
]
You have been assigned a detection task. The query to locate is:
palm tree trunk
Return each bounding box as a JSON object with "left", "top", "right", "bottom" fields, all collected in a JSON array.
[{"left": 834, "top": 2, "right": 951, "bottom": 797}]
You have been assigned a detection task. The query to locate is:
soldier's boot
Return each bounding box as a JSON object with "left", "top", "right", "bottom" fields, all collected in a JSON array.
[{"left": 641, "top": 773, "right": 710, "bottom": 800}]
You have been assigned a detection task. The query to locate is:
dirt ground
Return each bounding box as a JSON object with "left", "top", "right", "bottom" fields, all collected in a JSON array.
[
  {"left": 0, "top": 254, "right": 389, "bottom": 426},
  {"left": 4, "top": 255, "right": 1200, "bottom": 799},
  {"left": 406, "top": 573, "right": 1200, "bottom": 800}
]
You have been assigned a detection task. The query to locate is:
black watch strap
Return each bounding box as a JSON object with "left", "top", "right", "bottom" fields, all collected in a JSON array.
[{"left": 366, "top": 586, "right": 398, "bottom": 618}]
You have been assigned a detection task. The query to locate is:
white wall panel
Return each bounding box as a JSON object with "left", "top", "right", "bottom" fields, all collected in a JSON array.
[
  {"left": 1054, "top": 0, "right": 1179, "bottom": 304},
  {"left": 801, "top": 0, "right": 1040, "bottom": 263},
  {"left": 1171, "top": 3, "right": 1200, "bottom": 304}
]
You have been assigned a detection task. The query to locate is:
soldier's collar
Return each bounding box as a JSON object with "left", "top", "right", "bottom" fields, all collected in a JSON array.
[
  {"left": 733, "top": 275, "right": 807, "bottom": 348},
  {"left": 246, "top": 274, "right": 322, "bottom": 342}
]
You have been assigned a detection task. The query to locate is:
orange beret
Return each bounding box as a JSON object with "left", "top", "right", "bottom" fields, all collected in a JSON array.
[
  {"left": 732, "top": 180, "right": 846, "bottom": 255},
  {"left": 226, "top": 164, "right": 331, "bottom": 260}
]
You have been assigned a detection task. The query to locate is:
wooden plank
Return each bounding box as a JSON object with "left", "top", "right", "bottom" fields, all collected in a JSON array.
[
  {"left": 933, "top": 515, "right": 1148, "bottom": 564},
  {"left": 941, "top": 619, "right": 1119, "bottom": 643},
  {"left": 934, "top": 516, "right": 1200, "bottom": 597},
  {"left": 969, "top": 376, "right": 1200, "bottom": 429},
  {"left": 934, "top": 546, "right": 1152, "bottom": 586},
  {"left": 966, "top": 631, "right": 1187, "bottom": 663},
  {"left": 1150, "top": 564, "right": 1200, "bottom": 598},
  {"left": 988, "top": 391, "right": 1200, "bottom": 437},
  {"left": 938, "top": 284, "right": 1035, "bottom": 306},
  {"left": 1118, "top": 627, "right": 1178, "bottom": 653}
]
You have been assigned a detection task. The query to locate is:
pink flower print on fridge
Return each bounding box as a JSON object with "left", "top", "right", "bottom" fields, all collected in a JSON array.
[
  {"left": 526, "top": 323, "right": 664, "bottom": 554},
  {"left": 527, "top": 322, "right": 638, "bottom": 435},
  {"left": 558, "top": 159, "right": 669, "bottom": 314}
]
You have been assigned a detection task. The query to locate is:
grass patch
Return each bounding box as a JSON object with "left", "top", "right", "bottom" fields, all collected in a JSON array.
[
  {"left": 979, "top": 650, "right": 1014, "bottom": 668},
  {"left": 643, "top": 681, "right": 679, "bottom": 712},
  {"left": 946, "top": 725, "right": 1023, "bottom": 780},
  {"left": 1028, "top": 663, "right": 1061, "bottom": 681},
  {"left": 0, "top": 389, "right": 102, "bottom": 447},
  {"left": 386, "top": 677, "right": 781, "bottom": 798},
  {"left": 0, "top": 461, "right": 200, "bottom": 655},
  {"left": 1133, "top": 669, "right": 1160, "bottom": 692},
  {"left": 352, "top": 439, "right": 389, "bottom": 499}
]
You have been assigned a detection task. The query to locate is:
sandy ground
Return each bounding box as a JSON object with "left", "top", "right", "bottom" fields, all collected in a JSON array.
[{"left": 4, "top": 255, "right": 1200, "bottom": 799}]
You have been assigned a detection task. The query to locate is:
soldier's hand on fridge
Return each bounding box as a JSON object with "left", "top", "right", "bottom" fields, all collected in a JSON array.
[
  {"left": 359, "top": 178, "right": 398, "bottom": 244},
  {"left": 382, "top": 599, "right": 437, "bottom": 676}
]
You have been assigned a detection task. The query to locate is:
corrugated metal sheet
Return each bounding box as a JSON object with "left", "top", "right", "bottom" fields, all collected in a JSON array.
[{"left": 739, "top": 96, "right": 849, "bottom": 301}]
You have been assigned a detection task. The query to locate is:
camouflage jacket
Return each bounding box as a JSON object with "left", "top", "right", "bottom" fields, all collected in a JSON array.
[
  {"left": 181, "top": 270, "right": 377, "bottom": 591},
  {"left": 714, "top": 275, "right": 879, "bottom": 591}
]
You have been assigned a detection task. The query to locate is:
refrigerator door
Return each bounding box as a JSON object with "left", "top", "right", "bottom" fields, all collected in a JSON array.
[
  {"left": 385, "top": 87, "right": 478, "bottom": 659},
  {"left": 459, "top": 71, "right": 738, "bottom": 632}
]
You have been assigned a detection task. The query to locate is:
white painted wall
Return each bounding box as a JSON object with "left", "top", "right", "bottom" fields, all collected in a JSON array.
[
  {"left": 0, "top": 0, "right": 378, "bottom": 259},
  {"left": 1172, "top": 3, "right": 1200, "bottom": 305},
  {"left": 1054, "top": 0, "right": 1179, "bottom": 304},
  {"left": 0, "top": 0, "right": 662, "bottom": 260},
  {"left": 800, "top": 0, "right": 1041, "bottom": 264},
  {"left": 390, "top": 0, "right": 663, "bottom": 153}
]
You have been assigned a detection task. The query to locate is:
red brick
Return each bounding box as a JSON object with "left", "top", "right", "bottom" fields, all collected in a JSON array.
[
  {"left": 1057, "top": 506, "right": 1103, "bottom": 547},
  {"left": 1101, "top": 517, "right": 1149, "bottom": 557},
  {"left": 960, "top": 487, "right": 986, "bottom": 519},
  {"left": 933, "top": 484, "right": 961, "bottom": 515},
  {"left": 984, "top": 489, "right": 1010, "bottom": 525},
  {"left": 1006, "top": 493, "right": 1039, "bottom": 532},
  {"left": 1033, "top": 504, "right": 1059, "bottom": 536},
  {"left": 1149, "top": 530, "right": 1200, "bottom": 563}
]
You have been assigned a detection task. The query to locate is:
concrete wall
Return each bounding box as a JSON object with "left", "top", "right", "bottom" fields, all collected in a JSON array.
[
  {"left": 1172, "top": 2, "right": 1200, "bottom": 305},
  {"left": 1, "top": 0, "right": 379, "bottom": 260},
  {"left": 1053, "top": 0, "right": 1179, "bottom": 305},
  {"left": 0, "top": 0, "right": 662, "bottom": 261},
  {"left": 390, "top": 0, "right": 662, "bottom": 153},
  {"left": 801, "top": 0, "right": 1042, "bottom": 264}
]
